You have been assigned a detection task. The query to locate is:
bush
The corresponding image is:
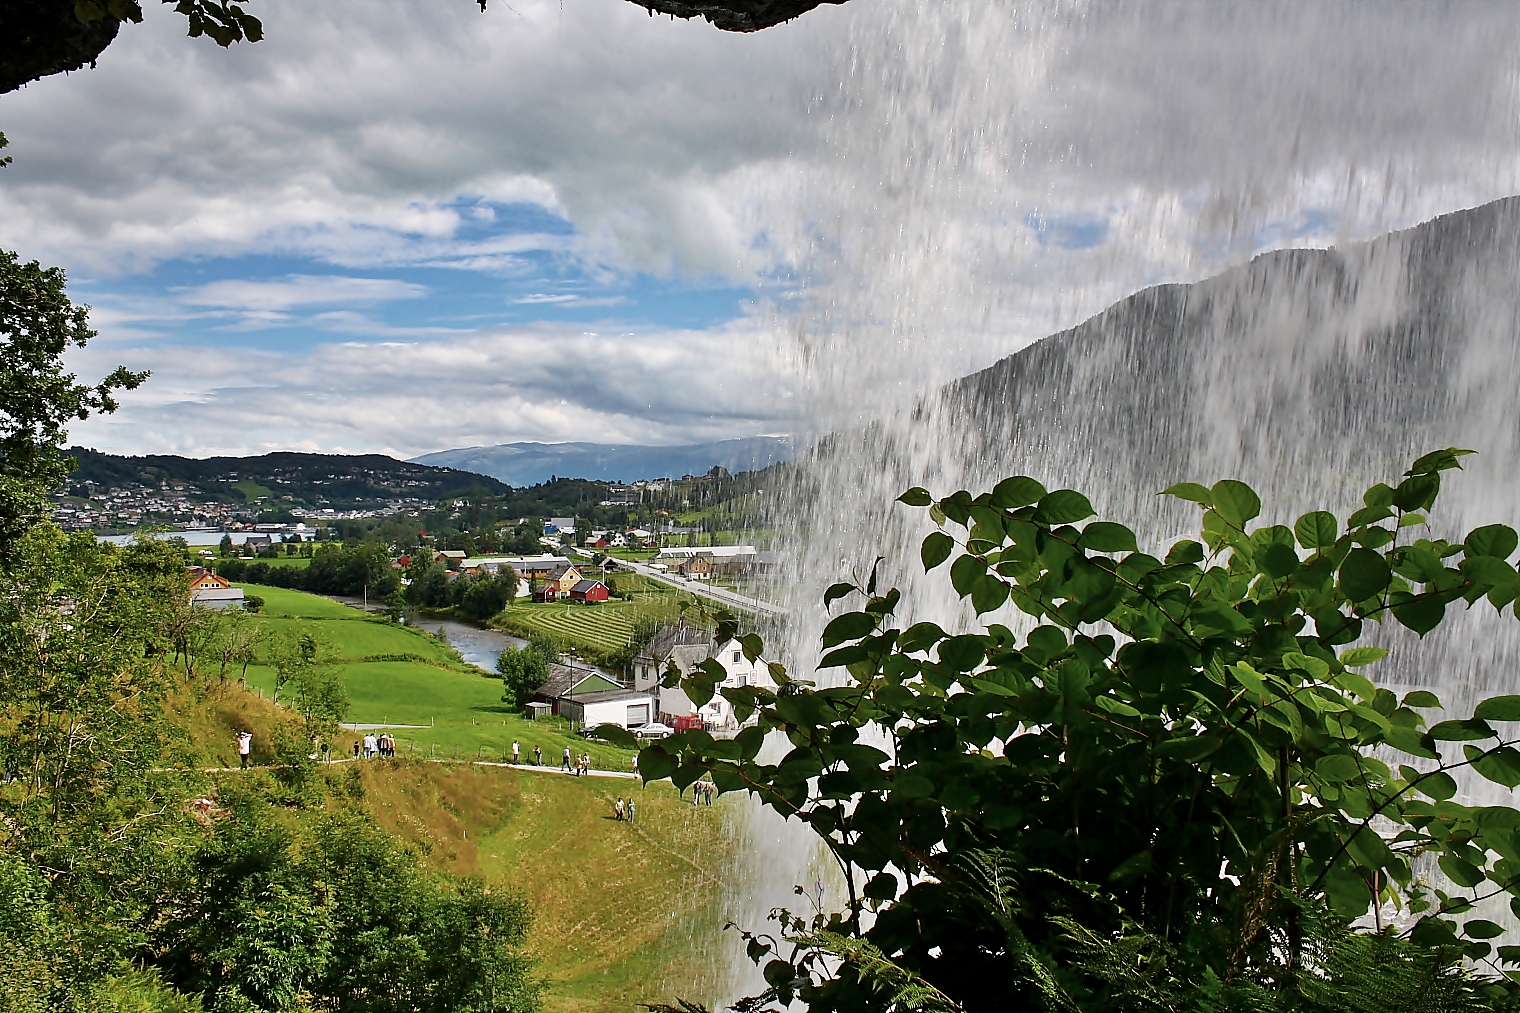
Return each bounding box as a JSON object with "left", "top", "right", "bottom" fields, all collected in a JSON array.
[{"left": 639, "top": 450, "right": 1520, "bottom": 1011}]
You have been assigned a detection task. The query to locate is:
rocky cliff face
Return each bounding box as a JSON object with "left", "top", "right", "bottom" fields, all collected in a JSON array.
[{"left": 627, "top": 0, "right": 848, "bottom": 32}]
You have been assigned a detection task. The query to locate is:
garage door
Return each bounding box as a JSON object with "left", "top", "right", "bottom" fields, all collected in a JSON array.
[{"left": 626, "top": 703, "right": 650, "bottom": 727}]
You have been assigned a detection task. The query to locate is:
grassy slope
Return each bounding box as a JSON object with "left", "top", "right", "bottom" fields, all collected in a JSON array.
[
  {"left": 348, "top": 760, "right": 740, "bottom": 1013},
  {"left": 230, "top": 584, "right": 637, "bottom": 767}
]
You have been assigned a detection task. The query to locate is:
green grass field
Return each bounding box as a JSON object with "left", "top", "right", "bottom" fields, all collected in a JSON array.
[
  {"left": 227, "top": 585, "right": 636, "bottom": 769},
  {"left": 338, "top": 761, "right": 742, "bottom": 1013},
  {"left": 186, "top": 586, "right": 747, "bottom": 1013},
  {"left": 499, "top": 582, "right": 714, "bottom": 656}
]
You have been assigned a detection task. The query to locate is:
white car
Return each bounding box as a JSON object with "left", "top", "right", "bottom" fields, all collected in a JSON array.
[{"left": 633, "top": 722, "right": 675, "bottom": 740}]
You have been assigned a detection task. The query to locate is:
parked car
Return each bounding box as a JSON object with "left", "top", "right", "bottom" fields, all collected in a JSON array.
[{"left": 633, "top": 722, "right": 675, "bottom": 740}]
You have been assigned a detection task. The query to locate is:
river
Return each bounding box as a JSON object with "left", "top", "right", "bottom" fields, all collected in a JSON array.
[{"left": 324, "top": 595, "right": 616, "bottom": 680}]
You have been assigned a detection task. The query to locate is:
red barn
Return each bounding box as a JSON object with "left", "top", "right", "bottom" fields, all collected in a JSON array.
[{"left": 568, "top": 579, "right": 610, "bottom": 603}]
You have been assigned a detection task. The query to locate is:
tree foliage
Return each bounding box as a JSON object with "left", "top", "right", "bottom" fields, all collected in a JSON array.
[
  {"left": 0, "top": 527, "right": 542, "bottom": 1010},
  {"left": 630, "top": 451, "right": 1520, "bottom": 1010},
  {"left": 155, "top": 804, "right": 539, "bottom": 1013},
  {"left": 498, "top": 643, "right": 551, "bottom": 711},
  {"left": 0, "top": 249, "right": 146, "bottom": 559}
]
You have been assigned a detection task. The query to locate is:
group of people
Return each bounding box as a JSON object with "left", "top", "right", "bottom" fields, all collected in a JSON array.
[
  {"left": 561, "top": 747, "right": 593, "bottom": 776},
  {"left": 354, "top": 732, "right": 396, "bottom": 759},
  {"left": 614, "top": 797, "right": 637, "bottom": 822},
  {"left": 691, "top": 780, "right": 716, "bottom": 806}
]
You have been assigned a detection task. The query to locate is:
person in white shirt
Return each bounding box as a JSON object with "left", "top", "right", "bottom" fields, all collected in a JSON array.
[
  {"left": 363, "top": 733, "right": 377, "bottom": 758},
  {"left": 236, "top": 731, "right": 252, "bottom": 769}
]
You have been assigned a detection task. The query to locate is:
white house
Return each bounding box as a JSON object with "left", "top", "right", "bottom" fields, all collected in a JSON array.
[
  {"left": 533, "top": 663, "right": 655, "bottom": 729},
  {"left": 632, "top": 623, "right": 773, "bottom": 729},
  {"left": 557, "top": 687, "right": 657, "bottom": 729}
]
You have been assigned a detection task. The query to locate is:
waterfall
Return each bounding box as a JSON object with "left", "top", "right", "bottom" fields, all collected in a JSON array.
[{"left": 710, "top": 2, "right": 1520, "bottom": 1002}]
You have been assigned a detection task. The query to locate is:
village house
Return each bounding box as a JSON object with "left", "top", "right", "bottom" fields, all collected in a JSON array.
[
  {"left": 435, "top": 549, "right": 467, "bottom": 570},
  {"left": 531, "top": 564, "right": 583, "bottom": 601},
  {"left": 656, "top": 544, "right": 759, "bottom": 575},
  {"left": 631, "top": 621, "right": 773, "bottom": 730},
  {"left": 532, "top": 663, "right": 655, "bottom": 728},
  {"left": 677, "top": 555, "right": 713, "bottom": 580},
  {"left": 187, "top": 567, "right": 245, "bottom": 610},
  {"left": 242, "top": 533, "right": 273, "bottom": 555},
  {"left": 568, "top": 579, "right": 609, "bottom": 603}
]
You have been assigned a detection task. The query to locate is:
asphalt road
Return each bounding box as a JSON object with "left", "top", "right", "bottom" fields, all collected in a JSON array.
[{"left": 618, "top": 558, "right": 789, "bottom": 617}]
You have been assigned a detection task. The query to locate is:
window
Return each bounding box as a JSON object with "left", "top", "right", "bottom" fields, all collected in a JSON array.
[{"left": 733, "top": 651, "right": 742, "bottom": 663}]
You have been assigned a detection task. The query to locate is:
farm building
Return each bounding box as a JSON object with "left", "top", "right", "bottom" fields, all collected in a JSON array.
[
  {"left": 568, "top": 579, "right": 610, "bottom": 603},
  {"left": 531, "top": 664, "right": 653, "bottom": 727},
  {"left": 556, "top": 688, "right": 656, "bottom": 730}
]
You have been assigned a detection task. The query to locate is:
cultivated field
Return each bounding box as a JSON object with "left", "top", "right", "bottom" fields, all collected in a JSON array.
[{"left": 498, "top": 574, "right": 714, "bottom": 655}]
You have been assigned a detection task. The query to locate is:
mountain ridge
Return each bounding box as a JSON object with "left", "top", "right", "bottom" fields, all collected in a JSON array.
[{"left": 410, "top": 436, "right": 798, "bottom": 486}]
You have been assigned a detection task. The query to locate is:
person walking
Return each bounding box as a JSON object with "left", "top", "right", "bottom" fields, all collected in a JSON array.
[
  {"left": 511, "top": 740, "right": 520, "bottom": 765},
  {"left": 363, "top": 733, "right": 377, "bottom": 759},
  {"left": 353, "top": 739, "right": 361, "bottom": 761},
  {"left": 615, "top": 798, "right": 625, "bottom": 821},
  {"left": 562, "top": 746, "right": 572, "bottom": 772},
  {"left": 534, "top": 745, "right": 542, "bottom": 766},
  {"left": 236, "top": 730, "right": 252, "bottom": 769},
  {"left": 627, "top": 799, "right": 636, "bottom": 823}
]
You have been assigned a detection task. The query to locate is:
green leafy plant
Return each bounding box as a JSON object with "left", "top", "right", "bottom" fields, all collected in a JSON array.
[{"left": 629, "top": 450, "right": 1520, "bottom": 1010}]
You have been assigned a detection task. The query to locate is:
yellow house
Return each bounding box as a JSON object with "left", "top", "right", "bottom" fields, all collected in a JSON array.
[{"left": 547, "top": 564, "right": 582, "bottom": 593}]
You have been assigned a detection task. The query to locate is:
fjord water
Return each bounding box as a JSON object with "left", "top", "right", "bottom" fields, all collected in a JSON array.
[{"left": 714, "top": 2, "right": 1520, "bottom": 994}]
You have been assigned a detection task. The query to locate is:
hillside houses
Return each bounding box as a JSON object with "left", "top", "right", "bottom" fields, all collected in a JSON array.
[{"left": 631, "top": 621, "right": 774, "bottom": 730}]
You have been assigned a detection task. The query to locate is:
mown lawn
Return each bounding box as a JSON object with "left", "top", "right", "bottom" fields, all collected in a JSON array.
[{"left": 228, "top": 585, "right": 636, "bottom": 769}]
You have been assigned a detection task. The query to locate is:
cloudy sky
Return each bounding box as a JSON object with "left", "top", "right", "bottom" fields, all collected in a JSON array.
[{"left": 5, "top": 1, "right": 1520, "bottom": 458}]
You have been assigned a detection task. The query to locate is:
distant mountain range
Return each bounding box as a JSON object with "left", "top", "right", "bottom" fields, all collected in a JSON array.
[
  {"left": 62, "top": 449, "right": 511, "bottom": 503},
  {"left": 410, "top": 437, "right": 799, "bottom": 486}
]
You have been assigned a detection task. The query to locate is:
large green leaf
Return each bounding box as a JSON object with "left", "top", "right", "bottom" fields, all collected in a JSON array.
[
  {"left": 950, "top": 554, "right": 986, "bottom": 597},
  {"left": 1209, "top": 480, "right": 1262, "bottom": 527},
  {"left": 898, "top": 487, "right": 933, "bottom": 507},
  {"left": 1036, "top": 489, "right": 1095, "bottom": 524},
  {"left": 921, "top": 531, "right": 954, "bottom": 571},
  {"left": 1338, "top": 647, "right": 1388, "bottom": 668},
  {"left": 1076, "top": 521, "right": 1137, "bottom": 553},
  {"left": 1469, "top": 744, "right": 1520, "bottom": 789},
  {"left": 939, "top": 635, "right": 987, "bottom": 672},
  {"left": 1294, "top": 511, "right": 1339, "bottom": 549},
  {"left": 1161, "top": 482, "right": 1212, "bottom": 505},
  {"left": 1465, "top": 524, "right": 1519, "bottom": 561},
  {"left": 822, "top": 611, "right": 878, "bottom": 648},
  {"left": 1429, "top": 719, "right": 1496, "bottom": 740},
  {"left": 1391, "top": 590, "right": 1445, "bottom": 637},
  {"left": 1314, "top": 753, "right": 1363, "bottom": 783},
  {"left": 1474, "top": 695, "right": 1520, "bottom": 722},
  {"left": 970, "top": 575, "right": 1010, "bottom": 614},
  {"left": 1339, "top": 547, "right": 1391, "bottom": 602},
  {"left": 589, "top": 723, "right": 638, "bottom": 749},
  {"left": 1391, "top": 473, "right": 1440, "bottom": 511},
  {"left": 991, "top": 476, "right": 1046, "bottom": 509},
  {"left": 1438, "top": 853, "right": 1486, "bottom": 889}
]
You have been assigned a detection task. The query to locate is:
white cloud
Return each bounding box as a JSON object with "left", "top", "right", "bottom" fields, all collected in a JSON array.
[
  {"left": 11, "top": 1, "right": 1520, "bottom": 456},
  {"left": 176, "top": 275, "right": 428, "bottom": 312},
  {"left": 62, "top": 318, "right": 799, "bottom": 457}
]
